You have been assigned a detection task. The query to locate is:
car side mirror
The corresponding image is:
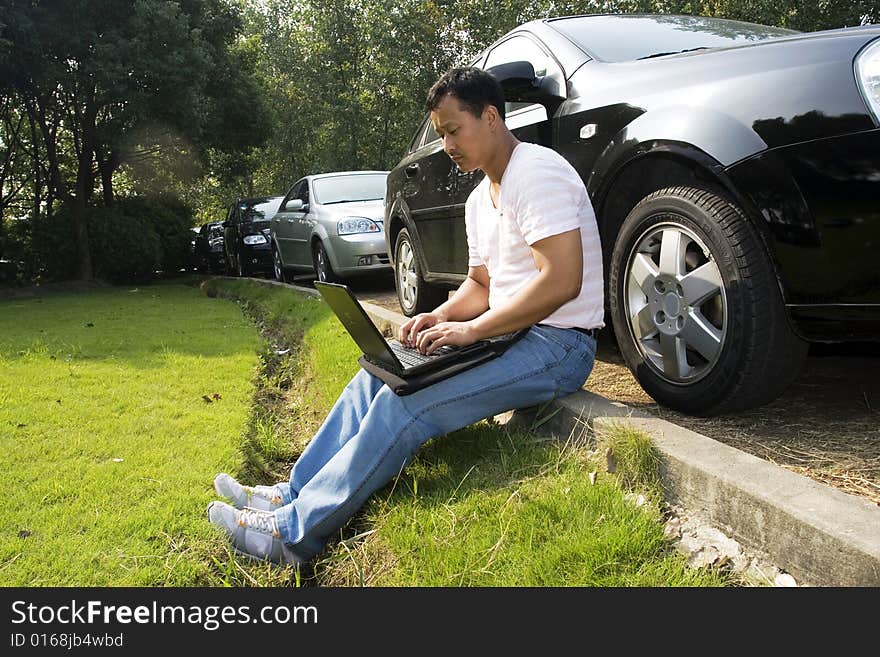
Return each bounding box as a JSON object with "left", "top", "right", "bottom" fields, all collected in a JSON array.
[
  {"left": 285, "top": 199, "right": 305, "bottom": 212},
  {"left": 487, "top": 60, "right": 565, "bottom": 105}
]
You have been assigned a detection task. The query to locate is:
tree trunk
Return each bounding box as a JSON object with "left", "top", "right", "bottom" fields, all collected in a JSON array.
[
  {"left": 97, "top": 147, "right": 117, "bottom": 206},
  {"left": 72, "top": 96, "right": 99, "bottom": 281}
]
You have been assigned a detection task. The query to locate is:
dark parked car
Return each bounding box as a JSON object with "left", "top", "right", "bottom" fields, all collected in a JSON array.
[
  {"left": 193, "top": 221, "right": 227, "bottom": 274},
  {"left": 270, "top": 171, "right": 392, "bottom": 283},
  {"left": 384, "top": 13, "right": 880, "bottom": 415},
  {"left": 224, "top": 196, "right": 284, "bottom": 277}
]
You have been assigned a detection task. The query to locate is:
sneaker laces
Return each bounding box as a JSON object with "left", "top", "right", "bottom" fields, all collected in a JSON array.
[
  {"left": 244, "top": 484, "right": 283, "bottom": 505},
  {"left": 238, "top": 508, "right": 278, "bottom": 536}
]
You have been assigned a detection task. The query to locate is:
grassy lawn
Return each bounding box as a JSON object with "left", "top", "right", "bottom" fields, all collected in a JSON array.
[
  {"left": 0, "top": 284, "right": 262, "bottom": 585},
  {"left": 1, "top": 278, "right": 728, "bottom": 587}
]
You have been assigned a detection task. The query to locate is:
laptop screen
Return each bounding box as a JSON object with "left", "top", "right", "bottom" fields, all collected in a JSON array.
[{"left": 314, "top": 282, "right": 402, "bottom": 368}]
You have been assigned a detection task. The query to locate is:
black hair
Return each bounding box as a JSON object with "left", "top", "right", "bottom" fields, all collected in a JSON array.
[{"left": 425, "top": 66, "right": 506, "bottom": 120}]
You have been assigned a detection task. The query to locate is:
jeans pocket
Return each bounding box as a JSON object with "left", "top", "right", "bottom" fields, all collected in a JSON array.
[{"left": 556, "top": 335, "right": 597, "bottom": 395}]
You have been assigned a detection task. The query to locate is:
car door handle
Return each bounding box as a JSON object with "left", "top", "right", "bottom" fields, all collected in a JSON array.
[{"left": 405, "top": 164, "right": 419, "bottom": 178}]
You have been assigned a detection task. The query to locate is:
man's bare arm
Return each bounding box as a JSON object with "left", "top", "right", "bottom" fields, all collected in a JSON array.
[{"left": 414, "top": 229, "right": 584, "bottom": 353}]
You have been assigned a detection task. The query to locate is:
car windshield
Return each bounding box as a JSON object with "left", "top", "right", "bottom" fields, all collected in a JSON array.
[
  {"left": 240, "top": 198, "right": 281, "bottom": 222},
  {"left": 312, "top": 174, "right": 387, "bottom": 205},
  {"left": 549, "top": 15, "right": 798, "bottom": 63}
]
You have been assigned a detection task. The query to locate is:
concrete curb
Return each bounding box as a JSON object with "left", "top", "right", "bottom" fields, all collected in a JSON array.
[{"left": 256, "top": 278, "right": 880, "bottom": 585}]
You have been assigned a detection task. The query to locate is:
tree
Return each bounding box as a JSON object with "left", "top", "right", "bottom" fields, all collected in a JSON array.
[{"left": 1, "top": 0, "right": 271, "bottom": 280}]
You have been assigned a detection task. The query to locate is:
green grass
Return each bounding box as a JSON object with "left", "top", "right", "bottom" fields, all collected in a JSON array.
[
  {"left": 0, "top": 277, "right": 729, "bottom": 586},
  {"left": 315, "top": 426, "right": 724, "bottom": 586},
  {"left": 0, "top": 284, "right": 262, "bottom": 585}
]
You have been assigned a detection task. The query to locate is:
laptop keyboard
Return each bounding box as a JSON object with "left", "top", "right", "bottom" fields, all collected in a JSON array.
[{"left": 389, "top": 340, "right": 456, "bottom": 368}]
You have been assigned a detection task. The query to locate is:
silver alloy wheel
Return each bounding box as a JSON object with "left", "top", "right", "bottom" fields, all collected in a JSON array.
[
  {"left": 624, "top": 221, "right": 727, "bottom": 384},
  {"left": 396, "top": 238, "right": 419, "bottom": 312}
]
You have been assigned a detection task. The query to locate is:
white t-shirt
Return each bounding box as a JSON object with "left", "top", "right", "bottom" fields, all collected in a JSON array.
[{"left": 464, "top": 141, "right": 604, "bottom": 330}]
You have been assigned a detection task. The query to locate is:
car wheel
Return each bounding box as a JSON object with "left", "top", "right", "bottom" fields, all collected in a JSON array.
[
  {"left": 273, "top": 245, "right": 289, "bottom": 283},
  {"left": 394, "top": 228, "right": 448, "bottom": 316},
  {"left": 312, "top": 241, "right": 339, "bottom": 283},
  {"left": 608, "top": 186, "right": 808, "bottom": 416}
]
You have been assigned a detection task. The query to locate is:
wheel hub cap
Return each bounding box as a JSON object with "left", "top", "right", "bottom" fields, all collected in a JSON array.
[{"left": 624, "top": 221, "right": 727, "bottom": 384}]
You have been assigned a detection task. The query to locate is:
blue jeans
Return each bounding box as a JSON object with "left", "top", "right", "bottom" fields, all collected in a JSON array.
[{"left": 274, "top": 324, "right": 597, "bottom": 561}]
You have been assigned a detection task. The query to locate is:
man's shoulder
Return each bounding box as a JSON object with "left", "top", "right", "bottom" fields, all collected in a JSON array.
[
  {"left": 508, "top": 143, "right": 584, "bottom": 190},
  {"left": 512, "top": 142, "right": 578, "bottom": 176}
]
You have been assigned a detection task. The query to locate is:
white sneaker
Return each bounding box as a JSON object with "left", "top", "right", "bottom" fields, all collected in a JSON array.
[
  {"left": 207, "top": 501, "right": 299, "bottom": 565},
  {"left": 213, "top": 473, "right": 285, "bottom": 512}
]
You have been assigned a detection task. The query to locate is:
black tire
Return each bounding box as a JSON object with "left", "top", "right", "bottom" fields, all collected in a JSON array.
[
  {"left": 312, "top": 241, "right": 339, "bottom": 283},
  {"left": 272, "top": 245, "right": 289, "bottom": 283},
  {"left": 608, "top": 186, "right": 808, "bottom": 416},
  {"left": 393, "top": 228, "right": 448, "bottom": 316}
]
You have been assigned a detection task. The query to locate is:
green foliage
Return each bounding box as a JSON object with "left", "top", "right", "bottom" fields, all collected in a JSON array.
[
  {"left": 116, "top": 195, "right": 195, "bottom": 275},
  {"left": 22, "top": 195, "right": 195, "bottom": 283},
  {"left": 88, "top": 205, "right": 163, "bottom": 283},
  {"left": 1, "top": 0, "right": 270, "bottom": 279},
  {"left": 29, "top": 207, "right": 79, "bottom": 281}
]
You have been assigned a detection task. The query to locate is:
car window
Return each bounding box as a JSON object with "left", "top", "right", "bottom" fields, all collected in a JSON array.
[
  {"left": 420, "top": 118, "right": 439, "bottom": 147},
  {"left": 484, "top": 35, "right": 557, "bottom": 129},
  {"left": 280, "top": 182, "right": 298, "bottom": 209},
  {"left": 297, "top": 180, "right": 310, "bottom": 205},
  {"left": 312, "top": 174, "right": 388, "bottom": 204},
  {"left": 281, "top": 180, "right": 306, "bottom": 209},
  {"left": 239, "top": 198, "right": 280, "bottom": 222},
  {"left": 485, "top": 34, "right": 562, "bottom": 80}
]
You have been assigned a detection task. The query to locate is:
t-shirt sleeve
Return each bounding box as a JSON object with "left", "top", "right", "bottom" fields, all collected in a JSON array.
[
  {"left": 465, "top": 188, "right": 485, "bottom": 267},
  {"left": 510, "top": 153, "right": 586, "bottom": 245}
]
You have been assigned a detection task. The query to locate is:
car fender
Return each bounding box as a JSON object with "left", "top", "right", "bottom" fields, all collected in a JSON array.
[
  {"left": 587, "top": 127, "right": 803, "bottom": 313},
  {"left": 384, "top": 196, "right": 435, "bottom": 280},
  {"left": 587, "top": 105, "right": 767, "bottom": 202},
  {"left": 310, "top": 223, "right": 341, "bottom": 270}
]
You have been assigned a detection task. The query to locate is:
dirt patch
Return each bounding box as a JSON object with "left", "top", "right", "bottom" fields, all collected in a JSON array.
[{"left": 588, "top": 337, "right": 880, "bottom": 507}]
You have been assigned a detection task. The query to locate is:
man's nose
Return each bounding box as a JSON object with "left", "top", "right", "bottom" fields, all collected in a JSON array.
[{"left": 442, "top": 134, "right": 455, "bottom": 152}]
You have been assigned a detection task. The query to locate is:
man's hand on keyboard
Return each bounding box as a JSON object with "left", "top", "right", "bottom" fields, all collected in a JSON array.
[
  {"left": 399, "top": 311, "right": 444, "bottom": 348},
  {"left": 414, "top": 321, "right": 479, "bottom": 355}
]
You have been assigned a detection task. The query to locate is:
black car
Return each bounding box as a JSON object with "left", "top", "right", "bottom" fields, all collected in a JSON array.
[
  {"left": 223, "top": 196, "right": 284, "bottom": 277},
  {"left": 384, "top": 14, "right": 880, "bottom": 416},
  {"left": 193, "top": 221, "right": 227, "bottom": 274}
]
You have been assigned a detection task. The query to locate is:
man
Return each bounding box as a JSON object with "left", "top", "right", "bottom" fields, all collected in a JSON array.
[{"left": 207, "top": 67, "right": 604, "bottom": 564}]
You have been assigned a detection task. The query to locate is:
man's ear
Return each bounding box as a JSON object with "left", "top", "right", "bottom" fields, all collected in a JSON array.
[{"left": 483, "top": 104, "right": 501, "bottom": 129}]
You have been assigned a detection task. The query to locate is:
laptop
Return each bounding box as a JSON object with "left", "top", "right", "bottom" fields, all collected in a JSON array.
[{"left": 314, "top": 281, "right": 527, "bottom": 395}]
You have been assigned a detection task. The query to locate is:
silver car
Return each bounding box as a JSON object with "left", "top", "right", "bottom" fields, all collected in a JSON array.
[{"left": 270, "top": 171, "right": 392, "bottom": 283}]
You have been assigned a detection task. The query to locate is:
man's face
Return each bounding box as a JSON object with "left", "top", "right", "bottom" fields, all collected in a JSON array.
[{"left": 430, "top": 94, "right": 495, "bottom": 173}]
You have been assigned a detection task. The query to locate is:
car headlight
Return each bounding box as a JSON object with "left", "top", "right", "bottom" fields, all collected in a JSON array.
[
  {"left": 337, "top": 217, "right": 380, "bottom": 235},
  {"left": 856, "top": 39, "right": 880, "bottom": 123},
  {"left": 243, "top": 234, "right": 268, "bottom": 245}
]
